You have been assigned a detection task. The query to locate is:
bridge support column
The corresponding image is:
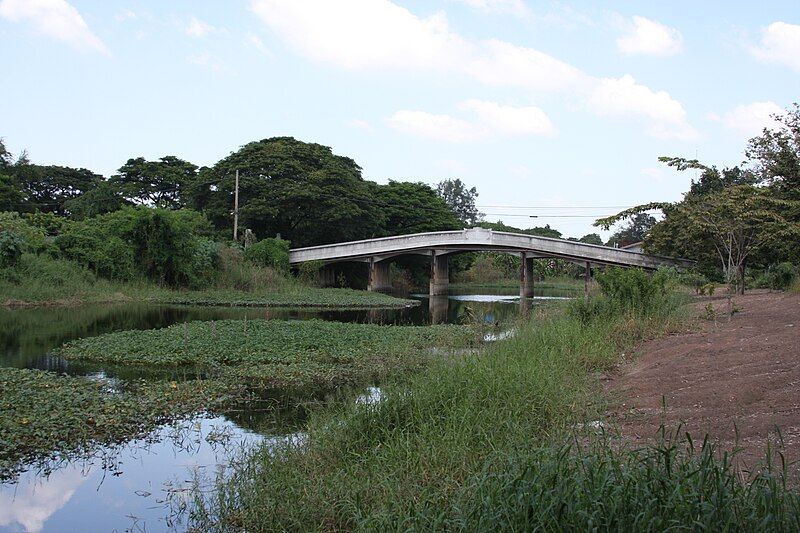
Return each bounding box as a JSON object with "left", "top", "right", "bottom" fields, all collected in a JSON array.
[
  {"left": 429, "top": 252, "right": 449, "bottom": 296},
  {"left": 367, "top": 258, "right": 392, "bottom": 292},
  {"left": 520, "top": 252, "right": 534, "bottom": 299}
]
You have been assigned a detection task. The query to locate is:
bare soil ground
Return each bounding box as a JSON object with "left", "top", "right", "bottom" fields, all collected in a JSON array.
[{"left": 606, "top": 290, "right": 800, "bottom": 477}]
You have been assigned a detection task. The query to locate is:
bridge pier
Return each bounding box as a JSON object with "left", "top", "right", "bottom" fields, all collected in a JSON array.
[
  {"left": 367, "top": 258, "right": 392, "bottom": 292},
  {"left": 430, "top": 252, "right": 449, "bottom": 296},
  {"left": 520, "top": 252, "right": 534, "bottom": 299}
]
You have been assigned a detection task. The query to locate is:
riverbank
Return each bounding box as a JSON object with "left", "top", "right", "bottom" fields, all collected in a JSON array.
[
  {"left": 183, "top": 277, "right": 800, "bottom": 530},
  {"left": 607, "top": 290, "right": 800, "bottom": 477},
  {"left": 1, "top": 282, "right": 417, "bottom": 309}
]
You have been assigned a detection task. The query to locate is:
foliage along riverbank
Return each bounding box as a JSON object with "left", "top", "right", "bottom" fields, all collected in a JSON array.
[
  {"left": 182, "top": 269, "right": 800, "bottom": 531},
  {"left": 0, "top": 252, "right": 416, "bottom": 309},
  {"left": 1, "top": 320, "right": 474, "bottom": 481}
]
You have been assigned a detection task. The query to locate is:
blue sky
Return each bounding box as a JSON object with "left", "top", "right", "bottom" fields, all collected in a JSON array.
[{"left": 1, "top": 0, "right": 798, "bottom": 238}]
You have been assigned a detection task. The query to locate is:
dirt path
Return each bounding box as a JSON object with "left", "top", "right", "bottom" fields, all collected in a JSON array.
[{"left": 606, "top": 291, "right": 800, "bottom": 476}]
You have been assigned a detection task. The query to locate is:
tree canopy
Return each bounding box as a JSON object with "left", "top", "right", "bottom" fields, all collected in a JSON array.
[{"left": 436, "top": 178, "right": 483, "bottom": 227}]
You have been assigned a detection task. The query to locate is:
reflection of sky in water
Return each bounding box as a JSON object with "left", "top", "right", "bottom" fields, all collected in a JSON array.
[
  {"left": 0, "top": 417, "right": 265, "bottom": 533},
  {"left": 0, "top": 289, "right": 574, "bottom": 531}
]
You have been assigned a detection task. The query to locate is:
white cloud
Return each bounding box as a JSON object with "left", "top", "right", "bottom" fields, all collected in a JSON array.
[
  {"left": 246, "top": 33, "right": 272, "bottom": 55},
  {"left": 466, "top": 39, "right": 590, "bottom": 92},
  {"left": 346, "top": 118, "right": 374, "bottom": 132},
  {"left": 250, "top": 0, "right": 696, "bottom": 141},
  {"left": 459, "top": 99, "right": 554, "bottom": 136},
  {"left": 587, "top": 75, "right": 698, "bottom": 140},
  {"left": 616, "top": 15, "right": 682, "bottom": 56},
  {"left": 189, "top": 52, "right": 226, "bottom": 72},
  {"left": 114, "top": 9, "right": 136, "bottom": 22},
  {"left": 388, "top": 99, "right": 553, "bottom": 142},
  {"left": 389, "top": 110, "right": 478, "bottom": 142},
  {"left": 0, "top": 0, "right": 110, "bottom": 55},
  {"left": 708, "top": 101, "right": 783, "bottom": 137},
  {"left": 449, "top": 0, "right": 529, "bottom": 17},
  {"left": 750, "top": 21, "right": 800, "bottom": 72},
  {"left": 250, "top": 0, "right": 468, "bottom": 70},
  {"left": 186, "top": 15, "right": 214, "bottom": 37}
]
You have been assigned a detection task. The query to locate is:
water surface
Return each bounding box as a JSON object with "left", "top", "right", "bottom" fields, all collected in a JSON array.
[{"left": 0, "top": 286, "right": 575, "bottom": 532}]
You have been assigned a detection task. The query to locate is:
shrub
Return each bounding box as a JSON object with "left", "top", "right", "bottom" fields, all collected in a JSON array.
[
  {"left": 55, "top": 223, "right": 136, "bottom": 281},
  {"left": 569, "top": 267, "right": 681, "bottom": 322},
  {"left": 23, "top": 212, "right": 67, "bottom": 236},
  {"left": 755, "top": 262, "right": 797, "bottom": 291},
  {"left": 244, "top": 237, "right": 290, "bottom": 271},
  {"left": 297, "top": 259, "right": 324, "bottom": 285},
  {"left": 0, "top": 212, "right": 47, "bottom": 253},
  {"left": 0, "top": 230, "right": 23, "bottom": 267}
]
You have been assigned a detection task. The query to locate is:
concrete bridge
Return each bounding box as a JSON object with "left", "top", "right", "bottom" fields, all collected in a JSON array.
[{"left": 289, "top": 228, "right": 693, "bottom": 298}]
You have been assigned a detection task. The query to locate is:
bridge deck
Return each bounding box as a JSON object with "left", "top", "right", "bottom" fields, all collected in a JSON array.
[{"left": 289, "top": 228, "right": 692, "bottom": 270}]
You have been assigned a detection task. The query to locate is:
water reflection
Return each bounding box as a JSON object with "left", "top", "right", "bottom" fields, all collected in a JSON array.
[
  {"left": 0, "top": 287, "right": 576, "bottom": 532},
  {"left": 0, "top": 417, "right": 265, "bottom": 533}
]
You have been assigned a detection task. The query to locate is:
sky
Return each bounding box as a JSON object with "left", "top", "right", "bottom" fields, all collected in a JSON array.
[{"left": 1, "top": 0, "right": 798, "bottom": 239}]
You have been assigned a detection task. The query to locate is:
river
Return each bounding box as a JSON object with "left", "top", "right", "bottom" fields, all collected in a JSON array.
[{"left": 0, "top": 286, "right": 574, "bottom": 532}]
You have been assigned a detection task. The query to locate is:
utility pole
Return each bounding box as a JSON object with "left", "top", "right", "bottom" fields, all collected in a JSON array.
[{"left": 233, "top": 169, "right": 239, "bottom": 241}]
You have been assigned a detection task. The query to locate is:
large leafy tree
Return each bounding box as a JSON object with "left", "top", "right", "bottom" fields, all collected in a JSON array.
[
  {"left": 746, "top": 103, "right": 800, "bottom": 199},
  {"left": 436, "top": 178, "right": 483, "bottom": 227},
  {"left": 199, "top": 137, "right": 383, "bottom": 246},
  {"left": 597, "top": 186, "right": 800, "bottom": 293},
  {"left": 605, "top": 213, "right": 656, "bottom": 247},
  {"left": 11, "top": 163, "right": 102, "bottom": 215},
  {"left": 370, "top": 180, "right": 461, "bottom": 236},
  {"left": 110, "top": 156, "right": 198, "bottom": 208}
]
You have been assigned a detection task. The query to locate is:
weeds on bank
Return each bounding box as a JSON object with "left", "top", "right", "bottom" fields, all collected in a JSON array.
[{"left": 182, "top": 268, "right": 798, "bottom": 531}]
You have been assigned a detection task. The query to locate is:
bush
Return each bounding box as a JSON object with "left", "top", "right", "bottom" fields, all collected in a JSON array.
[
  {"left": 755, "top": 262, "right": 797, "bottom": 291},
  {"left": 57, "top": 207, "right": 216, "bottom": 288},
  {"left": 569, "top": 267, "right": 681, "bottom": 322},
  {"left": 0, "top": 212, "right": 47, "bottom": 253},
  {"left": 23, "top": 212, "right": 67, "bottom": 236},
  {"left": 55, "top": 223, "right": 136, "bottom": 281},
  {"left": 244, "top": 237, "right": 290, "bottom": 271},
  {"left": 0, "top": 230, "right": 23, "bottom": 267}
]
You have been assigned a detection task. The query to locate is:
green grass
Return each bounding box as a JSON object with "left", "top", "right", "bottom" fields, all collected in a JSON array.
[
  {"left": 181, "top": 310, "right": 673, "bottom": 530},
  {"left": 181, "top": 295, "right": 797, "bottom": 531},
  {"left": 0, "top": 367, "right": 236, "bottom": 480}
]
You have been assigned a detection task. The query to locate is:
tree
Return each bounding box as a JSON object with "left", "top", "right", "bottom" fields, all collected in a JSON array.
[
  {"left": 199, "top": 137, "right": 383, "bottom": 247},
  {"left": 579, "top": 233, "right": 603, "bottom": 245},
  {"left": 436, "top": 178, "right": 483, "bottom": 227},
  {"left": 110, "top": 156, "right": 198, "bottom": 208},
  {"left": 658, "top": 157, "right": 758, "bottom": 197},
  {"left": 371, "top": 181, "right": 461, "bottom": 235},
  {"left": 63, "top": 180, "right": 129, "bottom": 220},
  {"left": 746, "top": 103, "right": 800, "bottom": 199},
  {"left": 11, "top": 163, "right": 102, "bottom": 215},
  {"left": 596, "top": 187, "right": 800, "bottom": 294},
  {"left": 606, "top": 213, "right": 656, "bottom": 247}
]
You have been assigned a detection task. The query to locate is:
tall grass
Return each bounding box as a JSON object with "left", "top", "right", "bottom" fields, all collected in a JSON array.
[
  {"left": 186, "top": 310, "right": 684, "bottom": 530},
  {"left": 183, "top": 270, "right": 799, "bottom": 530}
]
